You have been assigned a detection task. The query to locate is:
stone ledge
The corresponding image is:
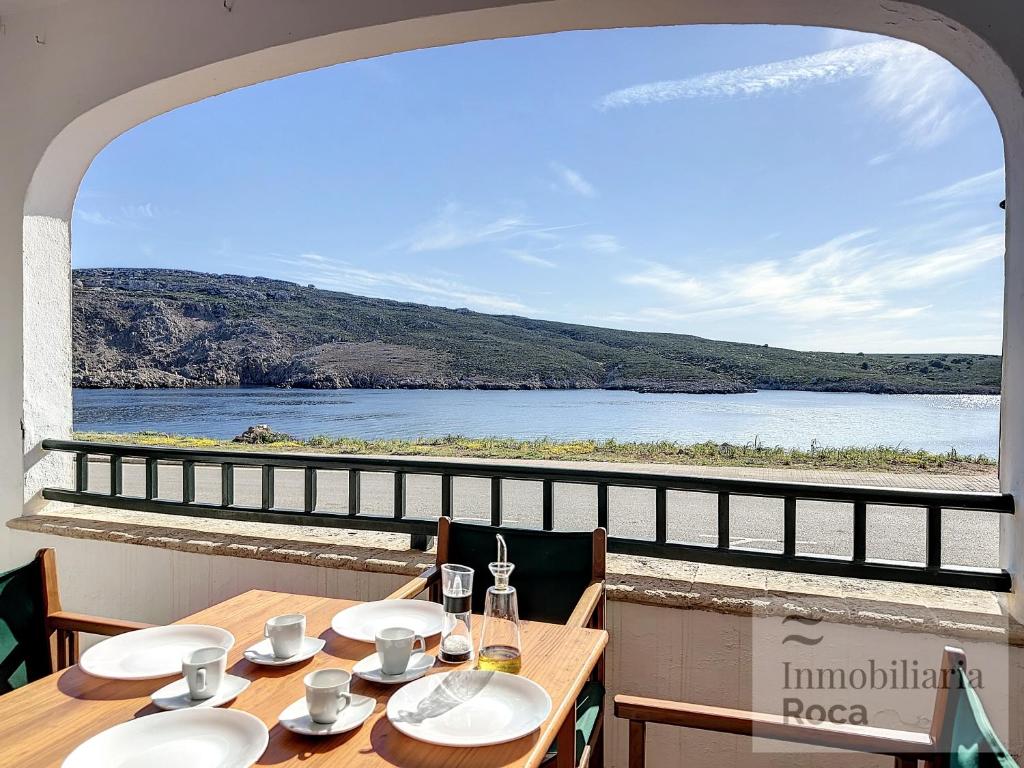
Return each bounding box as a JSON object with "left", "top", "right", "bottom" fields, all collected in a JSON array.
[{"left": 8, "top": 503, "right": 1020, "bottom": 645}]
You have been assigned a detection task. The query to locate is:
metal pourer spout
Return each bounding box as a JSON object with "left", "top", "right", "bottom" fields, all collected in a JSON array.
[{"left": 488, "top": 533, "right": 514, "bottom": 592}]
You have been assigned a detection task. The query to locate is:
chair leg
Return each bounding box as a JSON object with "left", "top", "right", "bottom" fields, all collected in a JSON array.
[
  {"left": 589, "top": 720, "right": 605, "bottom": 768},
  {"left": 627, "top": 720, "right": 646, "bottom": 768},
  {"left": 55, "top": 629, "right": 78, "bottom": 670},
  {"left": 68, "top": 630, "right": 79, "bottom": 666},
  {"left": 555, "top": 707, "right": 576, "bottom": 768}
]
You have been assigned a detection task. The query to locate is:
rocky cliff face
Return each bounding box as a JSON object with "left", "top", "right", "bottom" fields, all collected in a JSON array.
[{"left": 71, "top": 268, "right": 1002, "bottom": 394}]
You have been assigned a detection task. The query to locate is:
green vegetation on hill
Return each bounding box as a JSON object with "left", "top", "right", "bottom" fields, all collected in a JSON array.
[
  {"left": 72, "top": 268, "right": 1001, "bottom": 394},
  {"left": 75, "top": 431, "right": 997, "bottom": 474}
]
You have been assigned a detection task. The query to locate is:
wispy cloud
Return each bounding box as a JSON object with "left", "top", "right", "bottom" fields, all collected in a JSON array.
[
  {"left": 121, "top": 203, "right": 157, "bottom": 219},
  {"left": 504, "top": 249, "right": 556, "bottom": 268},
  {"left": 905, "top": 168, "right": 1005, "bottom": 207},
  {"left": 278, "top": 253, "right": 533, "bottom": 315},
  {"left": 582, "top": 233, "right": 623, "bottom": 254},
  {"left": 75, "top": 202, "right": 160, "bottom": 227},
  {"left": 619, "top": 229, "right": 1002, "bottom": 325},
  {"left": 551, "top": 163, "right": 597, "bottom": 198},
  {"left": 408, "top": 202, "right": 529, "bottom": 253},
  {"left": 75, "top": 210, "right": 116, "bottom": 226},
  {"left": 599, "top": 39, "right": 967, "bottom": 147}
]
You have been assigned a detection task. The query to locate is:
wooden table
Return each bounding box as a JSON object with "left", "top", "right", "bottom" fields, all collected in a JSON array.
[{"left": 0, "top": 589, "right": 608, "bottom": 767}]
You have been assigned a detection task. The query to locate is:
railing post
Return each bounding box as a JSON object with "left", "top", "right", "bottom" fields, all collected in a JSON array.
[
  {"left": 783, "top": 496, "right": 797, "bottom": 557},
  {"left": 182, "top": 460, "right": 196, "bottom": 504},
  {"left": 410, "top": 534, "right": 433, "bottom": 552},
  {"left": 542, "top": 479, "right": 553, "bottom": 531},
  {"left": 109, "top": 456, "right": 122, "bottom": 497},
  {"left": 261, "top": 465, "right": 274, "bottom": 511},
  {"left": 348, "top": 469, "right": 361, "bottom": 515},
  {"left": 304, "top": 466, "right": 317, "bottom": 513},
  {"left": 490, "top": 476, "right": 502, "bottom": 526},
  {"left": 440, "top": 473, "right": 453, "bottom": 518},
  {"left": 655, "top": 486, "right": 667, "bottom": 544},
  {"left": 717, "top": 492, "right": 730, "bottom": 549},
  {"left": 221, "top": 463, "right": 234, "bottom": 508},
  {"left": 74, "top": 452, "right": 88, "bottom": 493},
  {"left": 394, "top": 471, "right": 406, "bottom": 519},
  {"left": 597, "top": 482, "right": 609, "bottom": 531},
  {"left": 145, "top": 457, "right": 159, "bottom": 500},
  {"left": 853, "top": 501, "right": 867, "bottom": 562},
  {"left": 926, "top": 505, "right": 942, "bottom": 568}
]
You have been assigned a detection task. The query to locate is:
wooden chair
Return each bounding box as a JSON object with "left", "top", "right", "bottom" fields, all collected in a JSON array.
[
  {"left": 0, "top": 548, "right": 153, "bottom": 693},
  {"left": 615, "top": 646, "right": 1018, "bottom": 768},
  {"left": 389, "top": 517, "right": 607, "bottom": 768}
]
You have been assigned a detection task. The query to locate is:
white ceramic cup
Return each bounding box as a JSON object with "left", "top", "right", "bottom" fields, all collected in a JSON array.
[
  {"left": 304, "top": 668, "right": 352, "bottom": 724},
  {"left": 375, "top": 626, "right": 427, "bottom": 676},
  {"left": 265, "top": 613, "right": 306, "bottom": 659},
  {"left": 182, "top": 646, "right": 227, "bottom": 700}
]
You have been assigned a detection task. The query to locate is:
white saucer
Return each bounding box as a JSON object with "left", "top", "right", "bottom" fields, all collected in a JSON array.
[
  {"left": 278, "top": 694, "right": 376, "bottom": 736},
  {"left": 150, "top": 674, "right": 251, "bottom": 710},
  {"left": 353, "top": 652, "right": 435, "bottom": 684},
  {"left": 244, "top": 636, "right": 325, "bottom": 666}
]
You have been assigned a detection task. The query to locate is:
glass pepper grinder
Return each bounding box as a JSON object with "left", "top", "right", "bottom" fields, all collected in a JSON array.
[
  {"left": 477, "top": 534, "right": 522, "bottom": 674},
  {"left": 439, "top": 563, "right": 474, "bottom": 664}
]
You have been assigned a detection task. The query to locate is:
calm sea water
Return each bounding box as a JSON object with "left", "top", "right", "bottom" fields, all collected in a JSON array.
[{"left": 72, "top": 388, "right": 1001, "bottom": 456}]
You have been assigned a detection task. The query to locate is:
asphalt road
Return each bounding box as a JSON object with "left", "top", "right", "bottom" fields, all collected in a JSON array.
[{"left": 86, "top": 461, "right": 1000, "bottom": 569}]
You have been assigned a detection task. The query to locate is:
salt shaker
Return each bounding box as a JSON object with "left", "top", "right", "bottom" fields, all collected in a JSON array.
[{"left": 439, "top": 563, "right": 474, "bottom": 664}]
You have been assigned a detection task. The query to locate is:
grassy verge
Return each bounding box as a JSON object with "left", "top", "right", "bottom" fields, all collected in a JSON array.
[{"left": 72, "top": 432, "right": 997, "bottom": 474}]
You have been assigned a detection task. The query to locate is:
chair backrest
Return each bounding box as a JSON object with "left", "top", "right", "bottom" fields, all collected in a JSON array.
[
  {"left": 0, "top": 554, "right": 53, "bottom": 693},
  {"left": 438, "top": 520, "right": 604, "bottom": 625},
  {"left": 930, "top": 647, "right": 1018, "bottom": 768}
]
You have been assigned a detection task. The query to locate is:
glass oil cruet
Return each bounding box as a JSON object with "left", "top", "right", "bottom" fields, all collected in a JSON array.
[
  {"left": 439, "top": 563, "right": 474, "bottom": 664},
  {"left": 477, "top": 534, "right": 522, "bottom": 674}
]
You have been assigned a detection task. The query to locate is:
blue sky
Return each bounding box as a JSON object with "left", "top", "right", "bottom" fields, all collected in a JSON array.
[{"left": 72, "top": 25, "right": 1005, "bottom": 354}]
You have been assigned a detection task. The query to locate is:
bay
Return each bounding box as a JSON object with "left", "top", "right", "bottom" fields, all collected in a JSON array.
[{"left": 73, "top": 388, "right": 1000, "bottom": 457}]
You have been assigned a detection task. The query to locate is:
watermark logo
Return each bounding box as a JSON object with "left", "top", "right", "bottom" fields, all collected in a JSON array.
[
  {"left": 750, "top": 606, "right": 1008, "bottom": 752},
  {"left": 781, "top": 614, "right": 823, "bottom": 646}
]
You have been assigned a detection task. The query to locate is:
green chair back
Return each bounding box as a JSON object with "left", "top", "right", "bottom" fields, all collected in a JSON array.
[
  {"left": 444, "top": 522, "right": 596, "bottom": 624},
  {"left": 0, "top": 558, "right": 51, "bottom": 694},
  {"left": 945, "top": 666, "right": 1018, "bottom": 768}
]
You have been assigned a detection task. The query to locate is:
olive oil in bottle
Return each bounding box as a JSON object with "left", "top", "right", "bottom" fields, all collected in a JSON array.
[
  {"left": 477, "top": 534, "right": 523, "bottom": 674},
  {"left": 478, "top": 644, "right": 522, "bottom": 674}
]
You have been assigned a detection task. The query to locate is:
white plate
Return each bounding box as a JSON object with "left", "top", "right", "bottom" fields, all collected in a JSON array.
[
  {"left": 243, "top": 636, "right": 325, "bottom": 666},
  {"left": 387, "top": 670, "right": 552, "bottom": 747},
  {"left": 62, "top": 708, "right": 268, "bottom": 767},
  {"left": 279, "top": 694, "right": 376, "bottom": 736},
  {"left": 331, "top": 599, "right": 444, "bottom": 643},
  {"left": 79, "top": 625, "right": 235, "bottom": 680},
  {"left": 353, "top": 652, "right": 435, "bottom": 684},
  {"left": 150, "top": 674, "right": 251, "bottom": 710}
]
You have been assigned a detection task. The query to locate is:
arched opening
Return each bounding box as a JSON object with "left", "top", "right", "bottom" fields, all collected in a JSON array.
[
  {"left": 39, "top": 19, "right": 1007, "bottom": 580},
  {"left": 17, "top": 3, "right": 1021, "bottom": 604},
  {"left": 4, "top": 3, "right": 1023, "bottom": 764}
]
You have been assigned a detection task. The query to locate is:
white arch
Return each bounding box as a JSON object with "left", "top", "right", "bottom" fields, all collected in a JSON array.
[{"left": 7, "top": 0, "right": 1023, "bottom": 614}]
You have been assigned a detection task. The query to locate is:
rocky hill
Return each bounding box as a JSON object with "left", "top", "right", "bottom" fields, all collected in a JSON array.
[{"left": 72, "top": 268, "right": 1002, "bottom": 394}]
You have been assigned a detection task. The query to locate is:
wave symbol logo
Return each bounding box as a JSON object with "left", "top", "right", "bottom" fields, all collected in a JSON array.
[{"left": 781, "top": 614, "right": 823, "bottom": 646}]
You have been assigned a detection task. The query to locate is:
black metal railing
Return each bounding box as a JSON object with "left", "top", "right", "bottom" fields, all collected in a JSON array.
[{"left": 40, "top": 439, "right": 1014, "bottom": 591}]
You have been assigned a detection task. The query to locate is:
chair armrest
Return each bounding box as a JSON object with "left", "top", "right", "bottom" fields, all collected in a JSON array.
[
  {"left": 48, "top": 610, "right": 155, "bottom": 637},
  {"left": 386, "top": 565, "right": 440, "bottom": 600},
  {"left": 567, "top": 580, "right": 604, "bottom": 629},
  {"left": 613, "top": 695, "right": 934, "bottom": 759}
]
